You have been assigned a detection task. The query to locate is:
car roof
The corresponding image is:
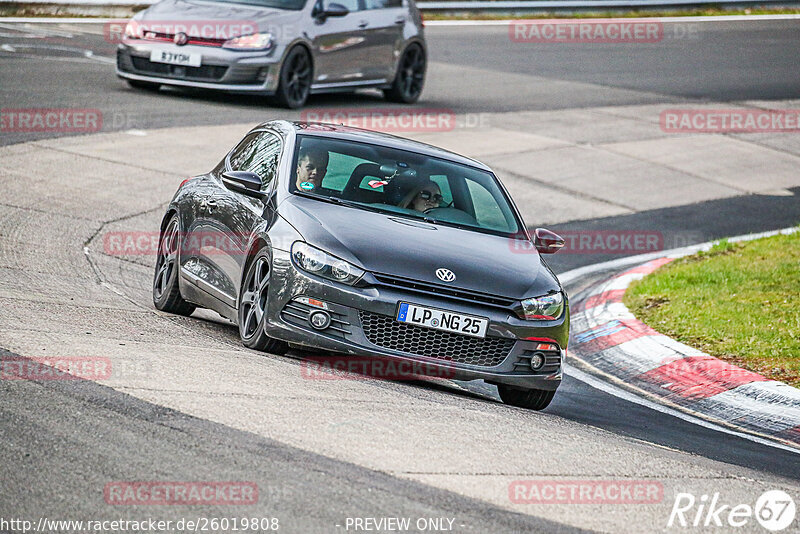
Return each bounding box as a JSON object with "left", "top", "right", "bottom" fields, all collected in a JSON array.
[{"left": 257, "top": 120, "right": 493, "bottom": 172}]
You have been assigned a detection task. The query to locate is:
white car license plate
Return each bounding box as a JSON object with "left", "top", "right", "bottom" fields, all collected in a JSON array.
[
  {"left": 396, "top": 302, "right": 489, "bottom": 339},
  {"left": 149, "top": 49, "right": 201, "bottom": 67}
]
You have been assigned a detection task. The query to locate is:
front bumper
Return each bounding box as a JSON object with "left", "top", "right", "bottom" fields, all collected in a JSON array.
[
  {"left": 264, "top": 249, "right": 568, "bottom": 391},
  {"left": 116, "top": 42, "right": 282, "bottom": 94}
]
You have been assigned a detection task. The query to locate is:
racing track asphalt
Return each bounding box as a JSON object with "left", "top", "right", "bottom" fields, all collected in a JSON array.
[{"left": 1, "top": 19, "right": 800, "bottom": 533}]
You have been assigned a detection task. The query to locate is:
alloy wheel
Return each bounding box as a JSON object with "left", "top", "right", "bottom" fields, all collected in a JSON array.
[
  {"left": 240, "top": 256, "right": 270, "bottom": 339},
  {"left": 154, "top": 219, "right": 179, "bottom": 300}
]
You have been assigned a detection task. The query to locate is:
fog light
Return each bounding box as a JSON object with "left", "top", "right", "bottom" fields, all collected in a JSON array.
[
  {"left": 529, "top": 352, "right": 546, "bottom": 371},
  {"left": 309, "top": 310, "right": 331, "bottom": 330}
]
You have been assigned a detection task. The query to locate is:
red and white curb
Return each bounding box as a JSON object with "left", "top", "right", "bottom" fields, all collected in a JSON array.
[{"left": 567, "top": 231, "right": 800, "bottom": 449}]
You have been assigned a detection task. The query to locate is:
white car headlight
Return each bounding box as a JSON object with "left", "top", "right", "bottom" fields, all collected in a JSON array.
[
  {"left": 124, "top": 20, "right": 143, "bottom": 40},
  {"left": 222, "top": 32, "right": 275, "bottom": 51},
  {"left": 291, "top": 242, "right": 364, "bottom": 286},
  {"left": 519, "top": 292, "right": 564, "bottom": 321}
]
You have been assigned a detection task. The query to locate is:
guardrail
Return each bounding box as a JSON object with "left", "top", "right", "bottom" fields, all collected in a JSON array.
[
  {"left": 1, "top": 0, "right": 799, "bottom": 11},
  {"left": 420, "top": 0, "right": 800, "bottom": 9}
]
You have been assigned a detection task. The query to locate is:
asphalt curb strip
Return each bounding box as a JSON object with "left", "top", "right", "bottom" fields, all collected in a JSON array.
[{"left": 566, "top": 228, "right": 800, "bottom": 449}]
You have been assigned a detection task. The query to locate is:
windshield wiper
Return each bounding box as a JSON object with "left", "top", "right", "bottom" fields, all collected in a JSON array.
[
  {"left": 295, "top": 191, "right": 439, "bottom": 224},
  {"left": 324, "top": 196, "right": 390, "bottom": 215},
  {"left": 397, "top": 210, "right": 438, "bottom": 225}
]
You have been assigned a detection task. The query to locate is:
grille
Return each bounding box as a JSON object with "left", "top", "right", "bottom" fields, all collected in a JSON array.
[
  {"left": 372, "top": 273, "right": 516, "bottom": 310},
  {"left": 513, "top": 348, "right": 561, "bottom": 374},
  {"left": 141, "top": 33, "right": 225, "bottom": 47},
  {"left": 359, "top": 311, "right": 515, "bottom": 367},
  {"left": 130, "top": 57, "right": 227, "bottom": 81}
]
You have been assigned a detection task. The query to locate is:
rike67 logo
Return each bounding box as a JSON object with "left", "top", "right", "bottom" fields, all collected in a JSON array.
[{"left": 668, "top": 490, "right": 796, "bottom": 531}]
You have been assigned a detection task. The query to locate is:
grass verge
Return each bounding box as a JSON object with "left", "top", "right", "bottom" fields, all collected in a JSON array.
[{"left": 624, "top": 230, "right": 800, "bottom": 387}]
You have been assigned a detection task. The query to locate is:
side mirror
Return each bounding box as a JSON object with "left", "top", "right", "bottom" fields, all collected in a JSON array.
[
  {"left": 533, "top": 228, "right": 565, "bottom": 254},
  {"left": 222, "top": 171, "right": 266, "bottom": 199},
  {"left": 314, "top": 2, "right": 349, "bottom": 20}
]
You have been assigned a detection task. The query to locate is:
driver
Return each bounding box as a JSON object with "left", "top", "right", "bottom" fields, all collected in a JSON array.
[
  {"left": 295, "top": 147, "right": 329, "bottom": 191},
  {"left": 409, "top": 181, "right": 443, "bottom": 212}
]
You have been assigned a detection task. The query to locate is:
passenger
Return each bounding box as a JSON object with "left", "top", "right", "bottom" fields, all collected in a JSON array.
[
  {"left": 408, "top": 181, "right": 443, "bottom": 212},
  {"left": 295, "top": 147, "right": 329, "bottom": 191}
]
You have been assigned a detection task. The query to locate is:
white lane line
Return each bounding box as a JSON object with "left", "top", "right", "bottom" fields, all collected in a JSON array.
[
  {"left": 0, "top": 17, "right": 115, "bottom": 22},
  {"left": 425, "top": 14, "right": 800, "bottom": 25},
  {"left": 1, "top": 14, "right": 800, "bottom": 24},
  {"left": 0, "top": 31, "right": 46, "bottom": 37},
  {"left": 0, "top": 22, "right": 73, "bottom": 37},
  {"left": 0, "top": 42, "right": 115, "bottom": 63},
  {"left": 566, "top": 362, "right": 800, "bottom": 455}
]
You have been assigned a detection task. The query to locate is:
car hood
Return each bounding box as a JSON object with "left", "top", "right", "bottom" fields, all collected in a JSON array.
[
  {"left": 138, "top": 0, "right": 300, "bottom": 34},
  {"left": 280, "top": 196, "right": 561, "bottom": 300}
]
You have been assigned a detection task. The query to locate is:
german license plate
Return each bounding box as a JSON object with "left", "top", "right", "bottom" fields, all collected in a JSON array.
[
  {"left": 149, "top": 49, "right": 201, "bottom": 67},
  {"left": 396, "top": 302, "right": 488, "bottom": 339}
]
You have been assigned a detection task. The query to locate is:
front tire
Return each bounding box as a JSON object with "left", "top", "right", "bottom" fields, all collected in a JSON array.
[
  {"left": 238, "top": 249, "right": 288, "bottom": 353},
  {"left": 384, "top": 43, "right": 426, "bottom": 104},
  {"left": 498, "top": 385, "right": 556, "bottom": 411},
  {"left": 153, "top": 215, "right": 195, "bottom": 316},
  {"left": 274, "top": 46, "right": 312, "bottom": 109}
]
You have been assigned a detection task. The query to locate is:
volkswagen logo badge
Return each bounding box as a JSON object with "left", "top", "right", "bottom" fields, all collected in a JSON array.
[
  {"left": 435, "top": 268, "right": 456, "bottom": 282},
  {"left": 174, "top": 32, "right": 188, "bottom": 46}
]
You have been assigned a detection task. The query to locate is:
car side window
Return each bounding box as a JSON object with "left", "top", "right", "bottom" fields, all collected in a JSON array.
[
  {"left": 322, "top": 0, "right": 362, "bottom": 12},
  {"left": 363, "top": 0, "right": 400, "bottom": 8},
  {"left": 229, "top": 132, "right": 282, "bottom": 190},
  {"left": 228, "top": 132, "right": 260, "bottom": 172}
]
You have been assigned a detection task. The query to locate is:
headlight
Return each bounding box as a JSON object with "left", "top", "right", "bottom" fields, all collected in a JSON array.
[
  {"left": 222, "top": 32, "right": 275, "bottom": 51},
  {"left": 291, "top": 242, "right": 364, "bottom": 286},
  {"left": 518, "top": 292, "right": 564, "bottom": 321},
  {"left": 124, "top": 20, "right": 143, "bottom": 40}
]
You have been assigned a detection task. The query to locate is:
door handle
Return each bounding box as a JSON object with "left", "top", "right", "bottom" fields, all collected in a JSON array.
[
  {"left": 394, "top": 16, "right": 405, "bottom": 24},
  {"left": 358, "top": 20, "right": 368, "bottom": 28}
]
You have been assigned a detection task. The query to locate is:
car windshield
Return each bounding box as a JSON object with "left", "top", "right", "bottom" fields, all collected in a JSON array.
[
  {"left": 205, "top": 0, "right": 306, "bottom": 10},
  {"left": 290, "top": 134, "right": 523, "bottom": 237}
]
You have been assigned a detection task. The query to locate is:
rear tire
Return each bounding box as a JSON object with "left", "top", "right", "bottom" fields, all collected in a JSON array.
[
  {"left": 274, "top": 46, "right": 312, "bottom": 109},
  {"left": 127, "top": 79, "right": 161, "bottom": 91},
  {"left": 238, "top": 249, "right": 288, "bottom": 354},
  {"left": 153, "top": 215, "right": 195, "bottom": 316},
  {"left": 498, "top": 385, "right": 556, "bottom": 411},
  {"left": 383, "top": 43, "right": 426, "bottom": 104}
]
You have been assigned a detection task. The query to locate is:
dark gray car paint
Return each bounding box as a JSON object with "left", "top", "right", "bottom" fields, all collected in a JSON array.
[{"left": 164, "top": 120, "right": 568, "bottom": 391}]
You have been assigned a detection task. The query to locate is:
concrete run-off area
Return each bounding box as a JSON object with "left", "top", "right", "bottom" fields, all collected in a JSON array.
[{"left": 1, "top": 102, "right": 800, "bottom": 531}]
